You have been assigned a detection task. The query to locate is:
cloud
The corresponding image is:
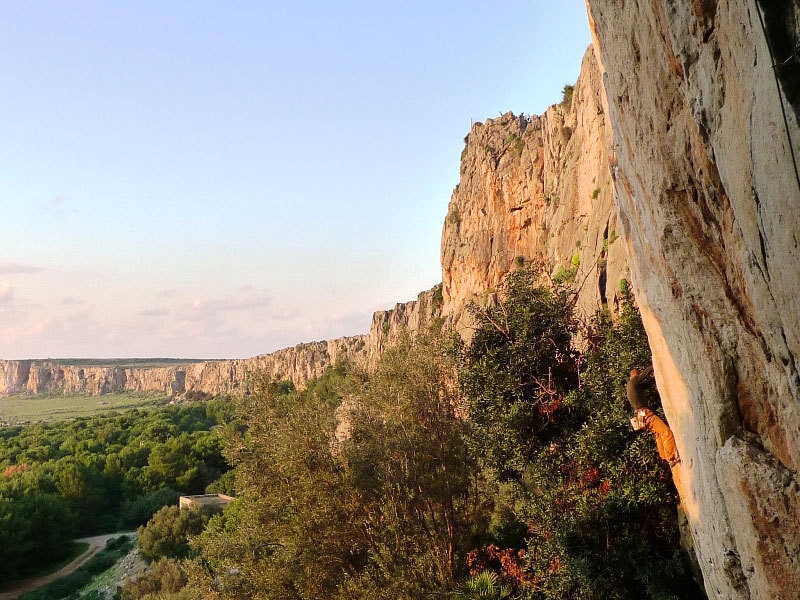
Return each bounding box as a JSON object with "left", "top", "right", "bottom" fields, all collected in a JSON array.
[
  {"left": 184, "top": 289, "right": 273, "bottom": 317},
  {"left": 140, "top": 308, "right": 170, "bottom": 317},
  {"left": 45, "top": 194, "right": 73, "bottom": 218},
  {"left": 0, "top": 285, "right": 14, "bottom": 304},
  {"left": 0, "top": 261, "right": 42, "bottom": 275}
]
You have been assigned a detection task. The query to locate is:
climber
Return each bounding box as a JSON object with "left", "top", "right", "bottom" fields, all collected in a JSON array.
[{"left": 627, "top": 366, "right": 681, "bottom": 467}]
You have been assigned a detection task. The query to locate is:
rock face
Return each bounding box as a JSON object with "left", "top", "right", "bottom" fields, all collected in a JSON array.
[
  {"left": 0, "top": 286, "right": 445, "bottom": 398},
  {"left": 441, "top": 49, "right": 626, "bottom": 328},
  {"left": 586, "top": 1, "right": 800, "bottom": 598}
]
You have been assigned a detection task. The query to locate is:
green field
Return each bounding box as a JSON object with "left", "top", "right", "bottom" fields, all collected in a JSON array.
[{"left": 0, "top": 391, "right": 168, "bottom": 424}]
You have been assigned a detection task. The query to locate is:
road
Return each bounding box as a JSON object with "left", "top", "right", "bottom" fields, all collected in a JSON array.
[{"left": 0, "top": 532, "right": 136, "bottom": 600}]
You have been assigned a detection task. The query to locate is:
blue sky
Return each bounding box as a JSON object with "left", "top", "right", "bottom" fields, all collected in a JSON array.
[{"left": 0, "top": 1, "right": 591, "bottom": 359}]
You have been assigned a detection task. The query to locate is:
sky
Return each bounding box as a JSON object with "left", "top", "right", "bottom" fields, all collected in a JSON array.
[{"left": 0, "top": 1, "right": 592, "bottom": 359}]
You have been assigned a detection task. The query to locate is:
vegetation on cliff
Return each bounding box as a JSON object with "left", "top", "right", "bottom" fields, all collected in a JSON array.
[{"left": 122, "top": 268, "right": 702, "bottom": 599}]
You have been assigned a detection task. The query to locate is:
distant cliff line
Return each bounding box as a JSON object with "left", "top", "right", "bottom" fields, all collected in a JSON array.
[{"left": 0, "top": 285, "right": 444, "bottom": 397}]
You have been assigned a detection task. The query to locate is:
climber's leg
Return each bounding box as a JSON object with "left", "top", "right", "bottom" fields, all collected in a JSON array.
[{"left": 640, "top": 408, "right": 680, "bottom": 466}]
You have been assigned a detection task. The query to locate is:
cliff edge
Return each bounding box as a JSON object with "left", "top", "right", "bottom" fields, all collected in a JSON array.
[{"left": 586, "top": 1, "right": 800, "bottom": 598}]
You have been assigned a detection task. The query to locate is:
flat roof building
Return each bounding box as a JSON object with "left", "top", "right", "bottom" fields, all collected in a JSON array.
[{"left": 178, "top": 494, "right": 234, "bottom": 510}]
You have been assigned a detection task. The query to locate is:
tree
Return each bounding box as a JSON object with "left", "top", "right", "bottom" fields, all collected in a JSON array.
[
  {"left": 341, "top": 327, "right": 480, "bottom": 592},
  {"left": 138, "top": 504, "right": 216, "bottom": 561},
  {"left": 458, "top": 266, "right": 580, "bottom": 481},
  {"left": 457, "top": 269, "right": 703, "bottom": 599},
  {"left": 187, "top": 368, "right": 368, "bottom": 599},
  {"left": 186, "top": 329, "right": 485, "bottom": 599}
]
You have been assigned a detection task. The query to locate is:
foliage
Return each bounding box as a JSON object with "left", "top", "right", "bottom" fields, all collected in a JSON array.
[
  {"left": 507, "top": 133, "right": 525, "bottom": 156},
  {"left": 455, "top": 570, "right": 512, "bottom": 599},
  {"left": 560, "top": 84, "right": 574, "bottom": 110},
  {"left": 119, "top": 557, "right": 191, "bottom": 600},
  {"left": 457, "top": 267, "right": 703, "bottom": 599},
  {"left": 0, "top": 401, "right": 231, "bottom": 580},
  {"left": 340, "top": 328, "right": 479, "bottom": 592},
  {"left": 118, "top": 487, "right": 180, "bottom": 529},
  {"left": 553, "top": 253, "right": 581, "bottom": 285},
  {"left": 185, "top": 330, "right": 483, "bottom": 599},
  {"left": 138, "top": 505, "right": 219, "bottom": 561},
  {"left": 458, "top": 266, "right": 580, "bottom": 481},
  {"left": 145, "top": 268, "right": 702, "bottom": 600}
]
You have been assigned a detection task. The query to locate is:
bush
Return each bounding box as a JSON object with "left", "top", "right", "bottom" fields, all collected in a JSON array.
[
  {"left": 119, "top": 557, "right": 188, "bottom": 600},
  {"left": 457, "top": 267, "right": 704, "bottom": 599},
  {"left": 118, "top": 488, "right": 179, "bottom": 529},
  {"left": 138, "top": 505, "right": 217, "bottom": 561},
  {"left": 561, "top": 84, "right": 574, "bottom": 109}
]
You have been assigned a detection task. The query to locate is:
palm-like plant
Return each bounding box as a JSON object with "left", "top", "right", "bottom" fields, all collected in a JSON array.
[{"left": 454, "top": 570, "right": 512, "bottom": 599}]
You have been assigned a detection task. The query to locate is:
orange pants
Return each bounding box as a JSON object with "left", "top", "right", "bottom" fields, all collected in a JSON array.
[{"left": 640, "top": 408, "right": 679, "bottom": 463}]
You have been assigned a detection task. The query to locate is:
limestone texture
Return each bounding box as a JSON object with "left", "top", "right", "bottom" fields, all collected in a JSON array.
[
  {"left": 586, "top": 0, "right": 800, "bottom": 598},
  {"left": 441, "top": 49, "right": 626, "bottom": 330}
]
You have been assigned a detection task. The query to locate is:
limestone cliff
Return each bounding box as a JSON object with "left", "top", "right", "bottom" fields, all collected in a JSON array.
[
  {"left": 0, "top": 285, "right": 445, "bottom": 398},
  {"left": 441, "top": 49, "right": 626, "bottom": 329},
  {"left": 586, "top": 1, "right": 800, "bottom": 598},
  {"left": 0, "top": 336, "right": 370, "bottom": 398}
]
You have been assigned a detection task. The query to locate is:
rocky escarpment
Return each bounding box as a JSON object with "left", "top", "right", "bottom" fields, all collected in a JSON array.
[
  {"left": 0, "top": 287, "right": 444, "bottom": 397},
  {"left": 586, "top": 1, "right": 800, "bottom": 598},
  {"left": 441, "top": 49, "right": 626, "bottom": 329},
  {"left": 0, "top": 337, "right": 369, "bottom": 397}
]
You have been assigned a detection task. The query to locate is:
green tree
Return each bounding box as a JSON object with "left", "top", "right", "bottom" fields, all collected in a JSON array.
[
  {"left": 341, "top": 327, "right": 480, "bottom": 593},
  {"left": 187, "top": 330, "right": 484, "bottom": 599},
  {"left": 188, "top": 370, "right": 368, "bottom": 599},
  {"left": 458, "top": 266, "right": 580, "bottom": 481},
  {"left": 138, "top": 504, "right": 217, "bottom": 561},
  {"left": 457, "top": 268, "right": 703, "bottom": 599}
]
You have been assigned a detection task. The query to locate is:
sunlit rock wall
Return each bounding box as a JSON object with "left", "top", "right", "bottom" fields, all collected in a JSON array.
[
  {"left": 441, "top": 49, "right": 626, "bottom": 331},
  {"left": 586, "top": 0, "right": 800, "bottom": 598}
]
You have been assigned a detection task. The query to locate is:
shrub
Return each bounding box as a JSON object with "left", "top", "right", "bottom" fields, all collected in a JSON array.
[
  {"left": 457, "top": 268, "right": 704, "bottom": 599},
  {"left": 561, "top": 84, "right": 575, "bottom": 109}
]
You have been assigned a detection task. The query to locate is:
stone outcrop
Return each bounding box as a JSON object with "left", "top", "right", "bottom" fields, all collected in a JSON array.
[
  {"left": 0, "top": 336, "right": 370, "bottom": 398},
  {"left": 441, "top": 49, "right": 626, "bottom": 329},
  {"left": 586, "top": 1, "right": 800, "bottom": 598},
  {"left": 0, "top": 286, "right": 445, "bottom": 398}
]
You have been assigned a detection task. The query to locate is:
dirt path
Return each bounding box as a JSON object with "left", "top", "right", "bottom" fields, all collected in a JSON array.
[{"left": 0, "top": 532, "right": 136, "bottom": 600}]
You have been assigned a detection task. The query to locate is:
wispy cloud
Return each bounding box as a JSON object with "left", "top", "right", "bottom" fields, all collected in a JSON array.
[
  {"left": 183, "top": 289, "right": 273, "bottom": 317},
  {"left": 0, "top": 261, "right": 42, "bottom": 275},
  {"left": 141, "top": 308, "right": 170, "bottom": 317},
  {"left": 0, "top": 285, "right": 13, "bottom": 304},
  {"left": 45, "top": 194, "right": 72, "bottom": 218}
]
